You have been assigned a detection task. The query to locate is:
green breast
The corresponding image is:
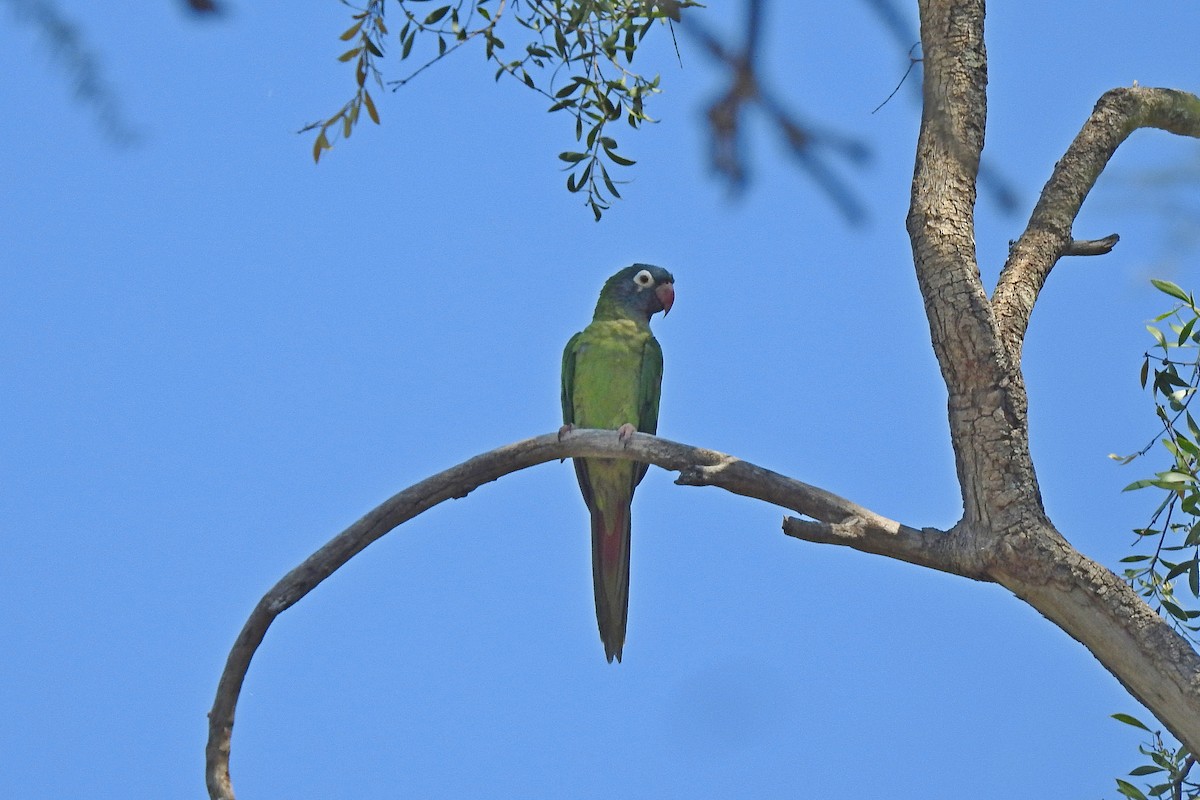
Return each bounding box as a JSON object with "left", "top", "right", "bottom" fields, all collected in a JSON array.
[{"left": 571, "top": 319, "right": 650, "bottom": 430}]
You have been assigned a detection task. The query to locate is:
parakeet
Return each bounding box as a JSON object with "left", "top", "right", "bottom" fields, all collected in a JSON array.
[{"left": 561, "top": 264, "right": 676, "bottom": 663}]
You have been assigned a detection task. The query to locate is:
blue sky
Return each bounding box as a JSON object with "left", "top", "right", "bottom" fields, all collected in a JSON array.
[{"left": 3, "top": 2, "right": 1199, "bottom": 798}]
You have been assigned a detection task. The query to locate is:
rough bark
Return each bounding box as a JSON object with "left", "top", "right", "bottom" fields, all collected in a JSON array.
[
  {"left": 994, "top": 86, "right": 1200, "bottom": 364},
  {"left": 908, "top": 0, "right": 1200, "bottom": 761}
]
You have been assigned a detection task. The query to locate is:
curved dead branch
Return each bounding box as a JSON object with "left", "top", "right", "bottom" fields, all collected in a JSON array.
[{"left": 205, "top": 428, "right": 935, "bottom": 800}]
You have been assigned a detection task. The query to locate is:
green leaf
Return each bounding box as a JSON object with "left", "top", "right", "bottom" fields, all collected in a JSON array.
[
  {"left": 1123, "top": 479, "right": 1158, "bottom": 492},
  {"left": 1112, "top": 713, "right": 1152, "bottom": 731},
  {"left": 1173, "top": 434, "right": 1199, "bottom": 457},
  {"left": 424, "top": 5, "right": 451, "bottom": 25},
  {"left": 1128, "top": 765, "right": 1166, "bottom": 776},
  {"left": 1152, "top": 278, "right": 1191, "bottom": 304},
  {"left": 363, "top": 90, "right": 380, "bottom": 124},
  {"left": 1164, "top": 558, "right": 1195, "bottom": 581},
  {"left": 605, "top": 148, "right": 636, "bottom": 166},
  {"left": 364, "top": 37, "right": 384, "bottom": 57},
  {"left": 1115, "top": 778, "right": 1149, "bottom": 800},
  {"left": 1148, "top": 325, "right": 1167, "bottom": 347},
  {"left": 312, "top": 129, "right": 330, "bottom": 163},
  {"left": 599, "top": 161, "right": 620, "bottom": 199},
  {"left": 1140, "top": 357, "right": 1150, "bottom": 388},
  {"left": 558, "top": 151, "right": 587, "bottom": 163},
  {"left": 1161, "top": 599, "right": 1188, "bottom": 620},
  {"left": 1179, "top": 317, "right": 1197, "bottom": 346}
]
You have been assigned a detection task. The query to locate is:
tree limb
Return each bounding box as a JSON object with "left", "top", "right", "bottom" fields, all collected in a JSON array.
[
  {"left": 1063, "top": 233, "right": 1120, "bottom": 257},
  {"left": 206, "top": 428, "right": 1200, "bottom": 799},
  {"left": 905, "top": 4, "right": 1200, "bottom": 758},
  {"left": 994, "top": 87, "right": 1200, "bottom": 366},
  {"left": 205, "top": 429, "right": 931, "bottom": 800},
  {"left": 782, "top": 517, "right": 987, "bottom": 578},
  {"left": 907, "top": 0, "right": 1041, "bottom": 527},
  {"left": 4, "top": 0, "right": 140, "bottom": 144},
  {"left": 677, "top": 3, "right": 868, "bottom": 219}
]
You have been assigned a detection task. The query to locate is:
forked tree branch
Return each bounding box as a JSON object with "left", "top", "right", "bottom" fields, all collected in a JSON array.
[
  {"left": 907, "top": 0, "right": 1042, "bottom": 528},
  {"left": 908, "top": 0, "right": 1200, "bottom": 762},
  {"left": 205, "top": 428, "right": 945, "bottom": 800},
  {"left": 994, "top": 87, "right": 1200, "bottom": 366}
]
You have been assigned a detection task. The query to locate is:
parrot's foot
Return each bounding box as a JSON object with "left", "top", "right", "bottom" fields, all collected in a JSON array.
[
  {"left": 617, "top": 423, "right": 637, "bottom": 447},
  {"left": 557, "top": 423, "right": 574, "bottom": 462}
]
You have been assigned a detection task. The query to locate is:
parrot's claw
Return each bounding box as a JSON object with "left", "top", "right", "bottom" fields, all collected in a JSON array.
[
  {"left": 617, "top": 423, "right": 637, "bottom": 447},
  {"left": 558, "top": 423, "right": 574, "bottom": 461}
]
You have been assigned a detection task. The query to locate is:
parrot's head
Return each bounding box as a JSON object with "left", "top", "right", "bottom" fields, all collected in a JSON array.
[{"left": 596, "top": 263, "right": 675, "bottom": 323}]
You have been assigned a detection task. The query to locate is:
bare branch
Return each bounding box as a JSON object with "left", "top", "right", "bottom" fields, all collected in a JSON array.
[
  {"left": 782, "top": 517, "right": 985, "bottom": 578},
  {"left": 4, "top": 0, "right": 140, "bottom": 144},
  {"left": 205, "top": 427, "right": 1200, "bottom": 797},
  {"left": 206, "top": 428, "right": 935, "bottom": 800},
  {"left": 871, "top": 43, "right": 921, "bottom": 115},
  {"left": 1173, "top": 755, "right": 1196, "bottom": 800},
  {"left": 678, "top": 6, "right": 868, "bottom": 219},
  {"left": 1063, "top": 233, "right": 1120, "bottom": 257},
  {"left": 994, "top": 87, "right": 1200, "bottom": 364},
  {"left": 907, "top": 0, "right": 1040, "bottom": 527},
  {"left": 182, "top": 0, "right": 221, "bottom": 13}
]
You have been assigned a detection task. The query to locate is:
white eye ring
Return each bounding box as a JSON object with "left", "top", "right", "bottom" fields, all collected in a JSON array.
[{"left": 634, "top": 269, "right": 653, "bottom": 287}]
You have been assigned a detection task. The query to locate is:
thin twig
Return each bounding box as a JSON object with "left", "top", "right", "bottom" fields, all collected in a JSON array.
[{"left": 872, "top": 43, "right": 922, "bottom": 114}]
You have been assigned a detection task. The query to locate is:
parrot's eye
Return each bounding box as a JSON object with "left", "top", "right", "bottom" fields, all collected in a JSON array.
[{"left": 633, "top": 269, "right": 654, "bottom": 287}]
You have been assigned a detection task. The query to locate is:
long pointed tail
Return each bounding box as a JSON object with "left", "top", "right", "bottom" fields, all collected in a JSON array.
[{"left": 590, "top": 503, "right": 631, "bottom": 663}]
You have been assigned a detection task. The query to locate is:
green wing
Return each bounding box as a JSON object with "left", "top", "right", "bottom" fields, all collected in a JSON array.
[
  {"left": 561, "top": 330, "right": 581, "bottom": 427},
  {"left": 633, "top": 334, "right": 663, "bottom": 486},
  {"left": 561, "top": 330, "right": 594, "bottom": 507}
]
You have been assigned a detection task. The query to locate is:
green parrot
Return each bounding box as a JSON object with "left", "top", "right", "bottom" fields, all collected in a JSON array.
[{"left": 561, "top": 264, "right": 676, "bottom": 663}]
